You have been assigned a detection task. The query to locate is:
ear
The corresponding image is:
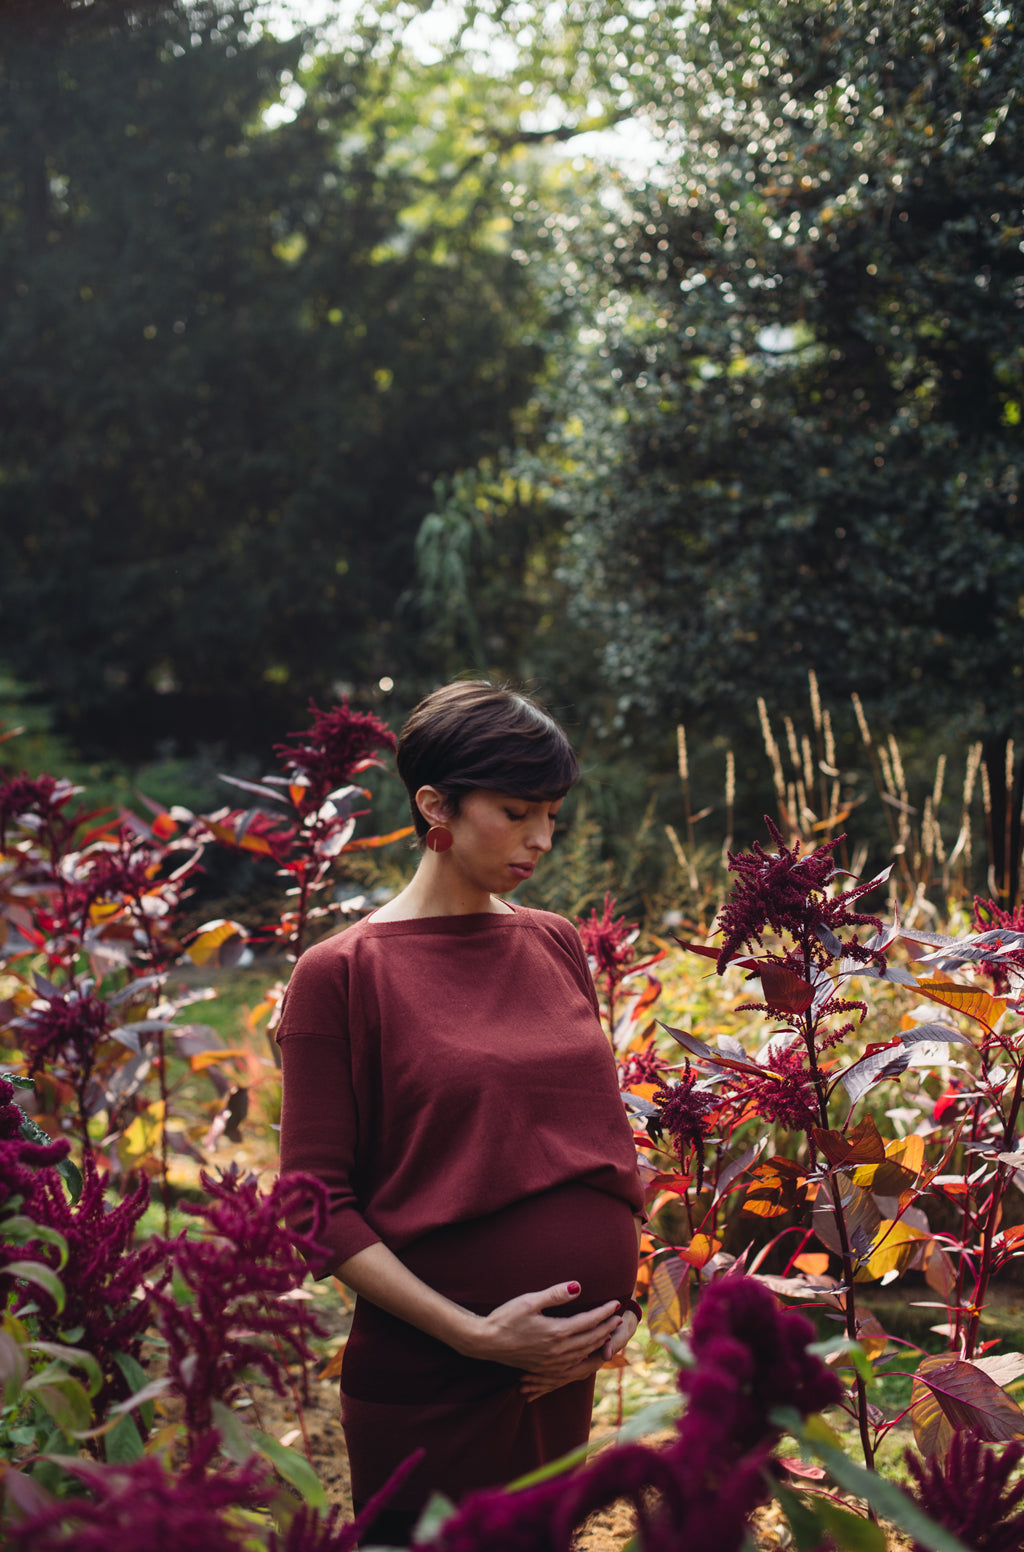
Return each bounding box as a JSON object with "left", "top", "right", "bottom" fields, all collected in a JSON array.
[{"left": 415, "top": 785, "right": 451, "bottom": 830}]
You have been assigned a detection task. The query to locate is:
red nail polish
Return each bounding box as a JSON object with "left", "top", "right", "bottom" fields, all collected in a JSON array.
[{"left": 567, "top": 1281, "right": 581, "bottom": 1295}]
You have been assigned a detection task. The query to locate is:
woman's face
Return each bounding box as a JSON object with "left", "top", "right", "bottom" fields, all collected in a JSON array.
[{"left": 444, "top": 789, "right": 563, "bottom": 894}]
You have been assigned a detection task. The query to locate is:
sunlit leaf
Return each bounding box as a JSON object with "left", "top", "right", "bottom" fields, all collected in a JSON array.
[
  {"left": 855, "top": 1219, "right": 930, "bottom": 1282},
  {"left": 186, "top": 919, "right": 248, "bottom": 967},
  {"left": 316, "top": 1341, "right": 347, "bottom": 1381},
  {"left": 899, "top": 1020, "right": 973, "bottom": 1048},
  {"left": 343, "top": 826, "right": 416, "bottom": 851},
  {"left": 742, "top": 1157, "right": 809, "bottom": 1219},
  {"left": 972, "top": 1352, "right": 1024, "bottom": 1387},
  {"left": 914, "top": 980, "right": 1006, "bottom": 1031},
  {"left": 647, "top": 1257, "right": 690, "bottom": 1336},
  {"left": 189, "top": 1049, "right": 248, "bottom": 1072},
  {"left": 911, "top": 1354, "right": 1024, "bottom": 1457},
  {"left": 678, "top": 1232, "right": 721, "bottom": 1269}
]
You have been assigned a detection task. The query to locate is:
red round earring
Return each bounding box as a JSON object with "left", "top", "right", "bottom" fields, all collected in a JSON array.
[{"left": 425, "top": 825, "right": 453, "bottom": 853}]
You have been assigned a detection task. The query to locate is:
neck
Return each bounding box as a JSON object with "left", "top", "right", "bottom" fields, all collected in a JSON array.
[{"left": 372, "top": 854, "right": 514, "bottom": 921}]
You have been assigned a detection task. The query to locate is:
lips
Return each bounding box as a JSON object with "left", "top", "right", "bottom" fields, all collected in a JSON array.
[{"left": 508, "top": 863, "right": 534, "bottom": 880}]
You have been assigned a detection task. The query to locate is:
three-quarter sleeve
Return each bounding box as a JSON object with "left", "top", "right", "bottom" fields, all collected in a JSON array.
[{"left": 276, "top": 940, "right": 382, "bottom": 1273}]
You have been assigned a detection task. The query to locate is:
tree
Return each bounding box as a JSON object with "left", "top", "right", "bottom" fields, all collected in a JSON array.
[
  {"left": 491, "top": 0, "right": 1024, "bottom": 877},
  {"left": 0, "top": 0, "right": 547, "bottom": 753}
]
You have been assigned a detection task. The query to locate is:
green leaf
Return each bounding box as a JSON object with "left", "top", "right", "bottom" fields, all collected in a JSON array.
[
  {"left": 0, "top": 1325, "right": 28, "bottom": 1405},
  {"left": 33, "top": 1376, "right": 92, "bottom": 1437},
  {"left": 773, "top": 1482, "right": 834, "bottom": 1551},
  {"left": 614, "top": 1393, "right": 682, "bottom": 1443},
  {"left": 113, "top": 1352, "right": 157, "bottom": 1431},
  {"left": 806, "top": 1336, "right": 874, "bottom": 1385},
  {"left": 773, "top": 1481, "right": 833, "bottom": 1551},
  {"left": 30, "top": 1341, "right": 103, "bottom": 1400},
  {"left": 57, "top": 1157, "right": 83, "bottom": 1205},
  {"left": 1, "top": 1215, "right": 68, "bottom": 1266},
  {"left": 211, "top": 1398, "right": 255, "bottom": 1464},
  {"left": 252, "top": 1430, "right": 326, "bottom": 1508},
  {"left": 105, "top": 1412, "right": 144, "bottom": 1463},
  {"left": 772, "top": 1409, "right": 973, "bottom": 1552},
  {"left": 5, "top": 1260, "right": 65, "bottom": 1313},
  {"left": 814, "top": 1499, "right": 887, "bottom": 1552},
  {"left": 411, "top": 1491, "right": 457, "bottom": 1544}
]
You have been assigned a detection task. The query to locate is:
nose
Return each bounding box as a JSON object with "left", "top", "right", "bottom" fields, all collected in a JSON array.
[{"left": 527, "top": 822, "right": 554, "bottom": 854}]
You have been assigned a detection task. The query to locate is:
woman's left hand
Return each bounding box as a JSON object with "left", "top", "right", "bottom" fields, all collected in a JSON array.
[{"left": 519, "top": 1309, "right": 638, "bottom": 1402}]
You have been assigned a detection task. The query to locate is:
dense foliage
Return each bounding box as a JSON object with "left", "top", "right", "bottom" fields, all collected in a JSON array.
[
  {"left": 4, "top": 701, "right": 1024, "bottom": 1550},
  {"left": 0, "top": 0, "right": 546, "bottom": 753}
]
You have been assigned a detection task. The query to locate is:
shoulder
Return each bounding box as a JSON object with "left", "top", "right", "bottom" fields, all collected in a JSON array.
[
  {"left": 277, "top": 917, "right": 380, "bottom": 1037},
  {"left": 512, "top": 906, "right": 587, "bottom": 961}
]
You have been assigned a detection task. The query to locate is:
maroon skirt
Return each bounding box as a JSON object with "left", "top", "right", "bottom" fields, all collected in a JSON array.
[{"left": 341, "top": 1181, "right": 639, "bottom": 1515}]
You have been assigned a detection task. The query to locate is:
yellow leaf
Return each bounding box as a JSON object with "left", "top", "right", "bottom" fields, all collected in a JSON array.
[
  {"left": 647, "top": 1259, "right": 690, "bottom": 1337},
  {"left": 855, "top": 1219, "right": 929, "bottom": 1282},
  {"left": 886, "top": 1134, "right": 926, "bottom": 1175},
  {"left": 189, "top": 1050, "right": 248, "bottom": 1073},
  {"left": 187, "top": 919, "right": 247, "bottom": 966},
  {"left": 118, "top": 1101, "right": 165, "bottom": 1171},
  {"left": 915, "top": 980, "right": 1006, "bottom": 1031}
]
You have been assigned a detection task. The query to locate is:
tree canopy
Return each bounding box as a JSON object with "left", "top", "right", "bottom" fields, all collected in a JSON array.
[
  {"left": 510, "top": 0, "right": 1024, "bottom": 749},
  {"left": 0, "top": 0, "right": 547, "bottom": 751}
]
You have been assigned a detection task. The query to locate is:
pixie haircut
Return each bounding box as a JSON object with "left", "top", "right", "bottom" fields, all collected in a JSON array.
[{"left": 397, "top": 682, "right": 580, "bottom": 840}]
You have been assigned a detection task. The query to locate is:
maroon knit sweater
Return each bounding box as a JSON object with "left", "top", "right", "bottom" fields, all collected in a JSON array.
[{"left": 276, "top": 905, "right": 643, "bottom": 1273}]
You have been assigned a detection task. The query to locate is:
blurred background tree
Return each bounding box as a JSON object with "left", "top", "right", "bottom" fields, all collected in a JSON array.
[
  {"left": 3, "top": 0, "right": 1023, "bottom": 902},
  {"left": 0, "top": 0, "right": 550, "bottom": 754}
]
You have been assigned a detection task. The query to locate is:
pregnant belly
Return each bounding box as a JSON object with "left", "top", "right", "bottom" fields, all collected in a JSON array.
[{"left": 341, "top": 1182, "right": 639, "bottom": 1405}]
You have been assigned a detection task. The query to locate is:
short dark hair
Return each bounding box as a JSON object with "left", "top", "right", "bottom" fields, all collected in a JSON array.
[{"left": 397, "top": 681, "right": 580, "bottom": 839}]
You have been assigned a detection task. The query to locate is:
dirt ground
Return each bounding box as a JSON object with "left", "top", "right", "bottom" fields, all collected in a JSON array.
[{"left": 247, "top": 1288, "right": 912, "bottom": 1552}]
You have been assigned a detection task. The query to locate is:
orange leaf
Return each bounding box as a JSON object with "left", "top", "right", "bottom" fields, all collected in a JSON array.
[
  {"left": 203, "top": 819, "right": 277, "bottom": 858},
  {"left": 793, "top": 1253, "right": 829, "bottom": 1276},
  {"left": 601, "top": 1351, "right": 631, "bottom": 1370},
  {"left": 914, "top": 980, "right": 1006, "bottom": 1031},
  {"left": 343, "top": 826, "right": 415, "bottom": 851},
  {"left": 886, "top": 1134, "right": 926, "bottom": 1175},
  {"left": 317, "top": 1341, "right": 347, "bottom": 1380},
  {"left": 189, "top": 1050, "right": 248, "bottom": 1073},
  {"left": 678, "top": 1232, "right": 721, "bottom": 1269}
]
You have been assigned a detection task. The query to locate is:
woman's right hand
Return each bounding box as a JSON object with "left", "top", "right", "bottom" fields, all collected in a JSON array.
[{"left": 462, "top": 1281, "right": 622, "bottom": 1374}]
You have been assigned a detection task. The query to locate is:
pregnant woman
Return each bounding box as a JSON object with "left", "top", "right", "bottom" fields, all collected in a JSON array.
[{"left": 277, "top": 682, "right": 644, "bottom": 1543}]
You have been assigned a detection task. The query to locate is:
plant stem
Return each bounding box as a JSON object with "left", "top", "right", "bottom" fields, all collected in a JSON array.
[{"left": 802, "top": 978, "right": 875, "bottom": 1473}]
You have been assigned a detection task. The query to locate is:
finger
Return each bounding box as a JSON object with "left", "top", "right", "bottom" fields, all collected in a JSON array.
[
  {"left": 529, "top": 1280, "right": 583, "bottom": 1310},
  {"left": 603, "top": 1312, "right": 638, "bottom": 1360},
  {"left": 541, "top": 1298, "right": 620, "bottom": 1332}
]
